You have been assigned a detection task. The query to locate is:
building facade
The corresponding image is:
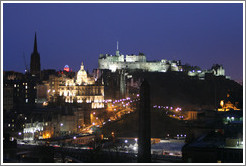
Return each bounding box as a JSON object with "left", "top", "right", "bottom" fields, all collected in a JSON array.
[
  {"left": 43, "top": 62, "right": 104, "bottom": 109},
  {"left": 98, "top": 51, "right": 181, "bottom": 72},
  {"left": 58, "top": 62, "right": 104, "bottom": 109},
  {"left": 98, "top": 44, "right": 226, "bottom": 79}
]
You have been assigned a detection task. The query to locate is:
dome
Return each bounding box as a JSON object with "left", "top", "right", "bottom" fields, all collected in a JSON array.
[{"left": 76, "top": 62, "right": 88, "bottom": 85}]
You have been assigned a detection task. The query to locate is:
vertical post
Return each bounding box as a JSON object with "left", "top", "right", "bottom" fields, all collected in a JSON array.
[{"left": 138, "top": 80, "right": 151, "bottom": 163}]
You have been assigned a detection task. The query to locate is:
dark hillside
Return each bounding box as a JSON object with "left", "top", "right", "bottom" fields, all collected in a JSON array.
[
  {"left": 130, "top": 71, "right": 243, "bottom": 110},
  {"left": 101, "top": 109, "right": 188, "bottom": 138}
]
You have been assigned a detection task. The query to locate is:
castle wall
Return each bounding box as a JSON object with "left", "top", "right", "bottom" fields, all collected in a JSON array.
[{"left": 98, "top": 58, "right": 172, "bottom": 72}]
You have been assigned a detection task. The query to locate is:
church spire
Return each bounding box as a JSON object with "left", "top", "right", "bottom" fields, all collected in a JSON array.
[
  {"left": 30, "top": 32, "right": 41, "bottom": 77},
  {"left": 34, "top": 32, "right": 38, "bottom": 53}
]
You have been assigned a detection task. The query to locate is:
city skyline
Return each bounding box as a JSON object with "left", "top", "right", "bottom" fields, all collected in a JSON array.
[{"left": 3, "top": 2, "right": 243, "bottom": 81}]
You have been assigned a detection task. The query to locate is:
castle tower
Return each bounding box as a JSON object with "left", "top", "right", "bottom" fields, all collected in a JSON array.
[{"left": 30, "top": 33, "right": 41, "bottom": 76}]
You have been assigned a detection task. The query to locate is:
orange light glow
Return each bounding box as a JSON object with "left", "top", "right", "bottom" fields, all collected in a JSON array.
[
  {"left": 220, "top": 100, "right": 224, "bottom": 107},
  {"left": 43, "top": 133, "right": 51, "bottom": 139}
]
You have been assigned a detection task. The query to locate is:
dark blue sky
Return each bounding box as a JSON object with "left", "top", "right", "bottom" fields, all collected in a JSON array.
[{"left": 3, "top": 3, "right": 243, "bottom": 81}]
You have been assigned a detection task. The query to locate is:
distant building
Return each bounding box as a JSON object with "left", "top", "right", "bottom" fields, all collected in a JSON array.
[
  {"left": 23, "top": 121, "right": 44, "bottom": 141},
  {"left": 98, "top": 43, "right": 228, "bottom": 82},
  {"left": 43, "top": 62, "right": 104, "bottom": 109},
  {"left": 3, "top": 79, "right": 37, "bottom": 111},
  {"left": 58, "top": 62, "right": 104, "bottom": 109},
  {"left": 186, "top": 111, "right": 198, "bottom": 120},
  {"left": 37, "top": 84, "right": 48, "bottom": 104},
  {"left": 3, "top": 71, "right": 24, "bottom": 80},
  {"left": 218, "top": 93, "right": 240, "bottom": 112},
  {"left": 64, "top": 65, "right": 70, "bottom": 72},
  {"left": 187, "top": 64, "right": 226, "bottom": 80},
  {"left": 3, "top": 84, "right": 14, "bottom": 111},
  {"left": 30, "top": 33, "right": 41, "bottom": 77},
  {"left": 98, "top": 42, "right": 181, "bottom": 72},
  {"left": 41, "top": 69, "right": 57, "bottom": 81}
]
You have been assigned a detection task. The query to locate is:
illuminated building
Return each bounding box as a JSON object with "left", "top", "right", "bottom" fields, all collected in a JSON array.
[
  {"left": 218, "top": 93, "right": 240, "bottom": 112},
  {"left": 218, "top": 100, "right": 240, "bottom": 112},
  {"left": 75, "top": 62, "right": 95, "bottom": 85},
  {"left": 23, "top": 122, "right": 44, "bottom": 140},
  {"left": 45, "top": 62, "right": 104, "bottom": 108},
  {"left": 187, "top": 111, "right": 198, "bottom": 120},
  {"left": 187, "top": 64, "right": 227, "bottom": 80},
  {"left": 59, "top": 62, "right": 104, "bottom": 108},
  {"left": 98, "top": 42, "right": 181, "bottom": 72},
  {"left": 64, "top": 65, "right": 70, "bottom": 72},
  {"left": 98, "top": 43, "right": 228, "bottom": 80}
]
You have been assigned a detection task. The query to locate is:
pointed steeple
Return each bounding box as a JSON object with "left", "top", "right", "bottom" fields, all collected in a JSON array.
[
  {"left": 30, "top": 32, "right": 40, "bottom": 77},
  {"left": 34, "top": 32, "right": 38, "bottom": 53}
]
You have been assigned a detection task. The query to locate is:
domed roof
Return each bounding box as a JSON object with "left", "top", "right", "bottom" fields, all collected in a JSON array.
[{"left": 76, "top": 62, "right": 88, "bottom": 85}]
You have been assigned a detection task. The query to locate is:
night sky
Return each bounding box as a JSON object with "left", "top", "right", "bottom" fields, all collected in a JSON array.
[{"left": 3, "top": 3, "right": 243, "bottom": 81}]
